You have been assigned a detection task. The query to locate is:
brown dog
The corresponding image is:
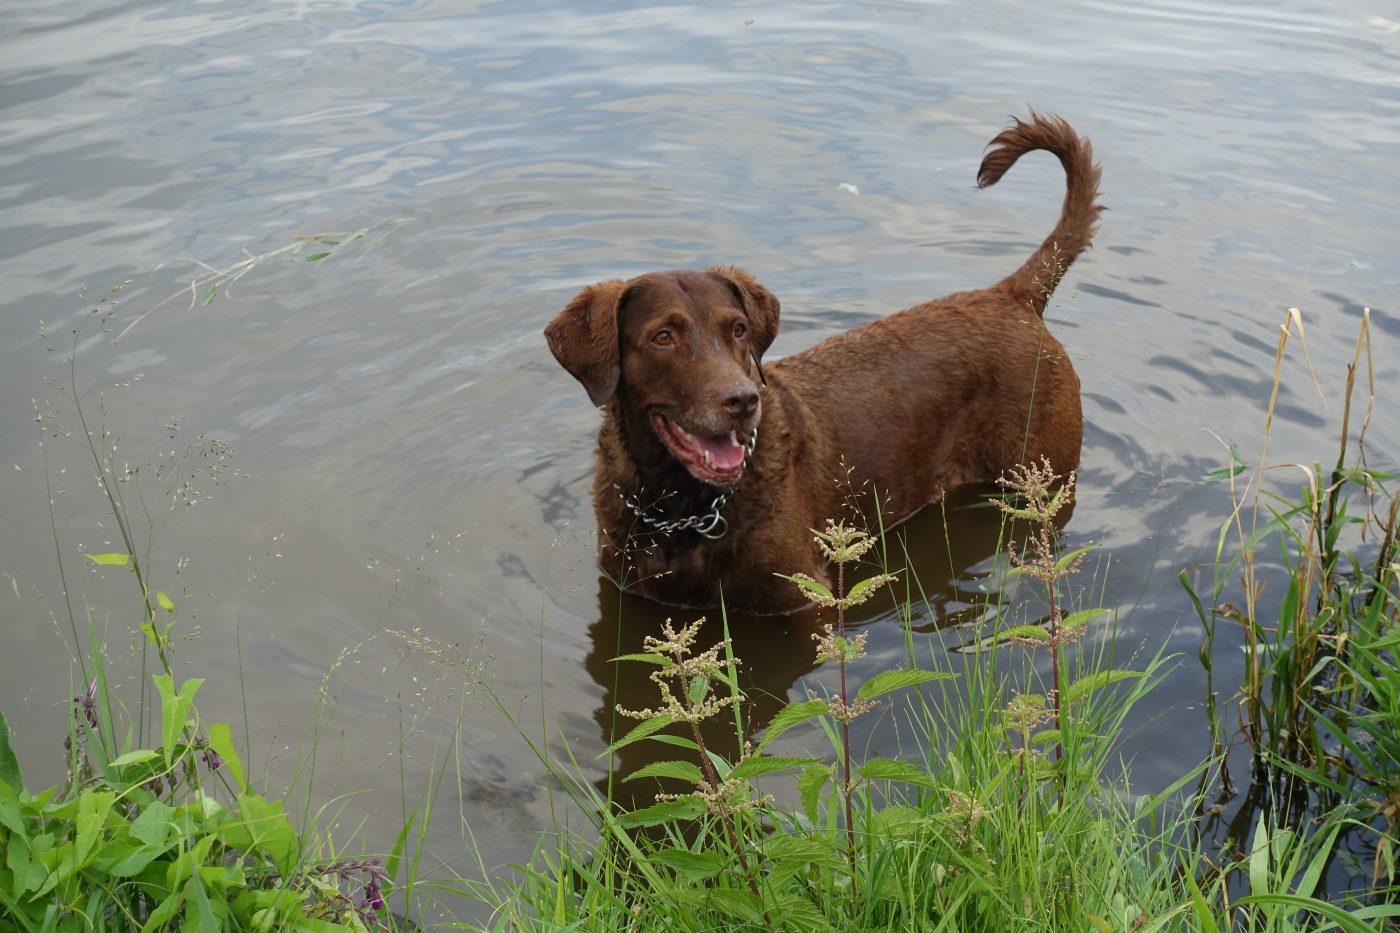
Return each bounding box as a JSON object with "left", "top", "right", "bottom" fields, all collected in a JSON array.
[{"left": 546, "top": 113, "right": 1102, "bottom": 612}]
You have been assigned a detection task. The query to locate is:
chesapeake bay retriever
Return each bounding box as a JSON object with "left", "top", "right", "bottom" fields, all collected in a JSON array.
[{"left": 545, "top": 113, "right": 1102, "bottom": 612}]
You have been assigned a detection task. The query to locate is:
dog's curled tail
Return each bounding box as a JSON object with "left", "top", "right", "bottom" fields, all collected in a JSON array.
[{"left": 977, "top": 112, "right": 1104, "bottom": 317}]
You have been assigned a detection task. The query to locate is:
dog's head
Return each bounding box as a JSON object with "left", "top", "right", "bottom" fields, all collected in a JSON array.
[{"left": 545, "top": 266, "right": 780, "bottom": 487}]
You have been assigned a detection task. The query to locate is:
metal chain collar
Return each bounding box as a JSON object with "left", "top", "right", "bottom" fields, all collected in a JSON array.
[{"left": 615, "top": 426, "right": 758, "bottom": 541}]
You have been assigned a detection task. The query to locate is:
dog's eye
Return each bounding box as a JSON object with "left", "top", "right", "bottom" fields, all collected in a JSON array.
[
  {"left": 732, "top": 321, "right": 747, "bottom": 339},
  {"left": 652, "top": 329, "right": 674, "bottom": 346}
]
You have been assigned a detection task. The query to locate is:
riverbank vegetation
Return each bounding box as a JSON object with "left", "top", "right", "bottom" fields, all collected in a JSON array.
[{"left": 1, "top": 297, "right": 1395, "bottom": 930}]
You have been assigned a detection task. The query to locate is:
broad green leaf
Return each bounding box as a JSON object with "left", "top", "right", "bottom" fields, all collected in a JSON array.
[
  {"left": 74, "top": 789, "right": 115, "bottom": 867},
  {"left": 772, "top": 897, "right": 831, "bottom": 930},
  {"left": 1054, "top": 544, "right": 1098, "bottom": 573},
  {"left": 35, "top": 840, "right": 77, "bottom": 897},
  {"left": 84, "top": 552, "right": 131, "bottom": 568},
  {"left": 0, "top": 778, "right": 23, "bottom": 834},
  {"left": 1060, "top": 608, "right": 1108, "bottom": 631},
  {"left": 109, "top": 749, "right": 161, "bottom": 768},
  {"left": 153, "top": 673, "right": 176, "bottom": 754},
  {"left": 187, "top": 872, "right": 219, "bottom": 933},
  {"left": 129, "top": 799, "right": 177, "bottom": 846},
  {"left": 140, "top": 884, "right": 185, "bottom": 932},
  {"left": 650, "top": 848, "right": 725, "bottom": 881},
  {"left": 755, "top": 699, "right": 828, "bottom": 753},
  {"left": 207, "top": 723, "right": 246, "bottom": 793},
  {"left": 155, "top": 591, "right": 176, "bottom": 614},
  {"left": 103, "top": 843, "right": 168, "bottom": 878},
  {"left": 646, "top": 733, "right": 700, "bottom": 753},
  {"left": 226, "top": 793, "right": 299, "bottom": 876},
  {"left": 1063, "top": 670, "right": 1145, "bottom": 706},
  {"left": 773, "top": 573, "right": 833, "bottom": 601},
  {"left": 760, "top": 834, "right": 844, "bottom": 869},
  {"left": 0, "top": 709, "right": 22, "bottom": 792},
  {"left": 165, "top": 832, "right": 215, "bottom": 892},
  {"left": 858, "top": 757, "right": 938, "bottom": 789},
  {"left": 624, "top": 760, "right": 704, "bottom": 785},
  {"left": 154, "top": 675, "right": 203, "bottom": 768},
  {"left": 847, "top": 573, "right": 894, "bottom": 602},
  {"left": 857, "top": 669, "right": 955, "bottom": 701},
  {"left": 797, "top": 763, "right": 830, "bottom": 825},
  {"left": 980, "top": 625, "right": 1052, "bottom": 647},
  {"left": 194, "top": 791, "right": 224, "bottom": 826},
  {"left": 602, "top": 714, "right": 674, "bottom": 757},
  {"left": 7, "top": 832, "right": 44, "bottom": 895},
  {"left": 729, "top": 755, "right": 821, "bottom": 780},
  {"left": 613, "top": 797, "right": 705, "bottom": 828},
  {"left": 705, "top": 888, "right": 764, "bottom": 924},
  {"left": 610, "top": 653, "right": 671, "bottom": 666},
  {"left": 687, "top": 675, "right": 709, "bottom": 705},
  {"left": 870, "top": 804, "right": 927, "bottom": 838},
  {"left": 706, "top": 747, "right": 732, "bottom": 781}
]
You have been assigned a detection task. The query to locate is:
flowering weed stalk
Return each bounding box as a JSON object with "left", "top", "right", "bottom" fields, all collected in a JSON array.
[
  {"left": 777, "top": 520, "right": 951, "bottom": 880},
  {"left": 779, "top": 521, "right": 894, "bottom": 865},
  {"left": 613, "top": 617, "right": 773, "bottom": 925},
  {"left": 993, "top": 458, "right": 1089, "bottom": 764}
]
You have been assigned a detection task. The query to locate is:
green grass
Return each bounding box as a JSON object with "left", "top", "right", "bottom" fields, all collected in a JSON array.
[
  {"left": 2, "top": 288, "right": 414, "bottom": 931},
  {"left": 2, "top": 287, "right": 1396, "bottom": 930},
  {"left": 453, "top": 460, "right": 1396, "bottom": 931}
]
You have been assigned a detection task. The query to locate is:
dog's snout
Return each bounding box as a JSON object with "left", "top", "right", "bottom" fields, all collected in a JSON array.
[{"left": 720, "top": 384, "right": 760, "bottom": 420}]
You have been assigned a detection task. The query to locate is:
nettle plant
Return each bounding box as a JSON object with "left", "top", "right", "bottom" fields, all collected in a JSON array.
[
  {"left": 0, "top": 660, "right": 393, "bottom": 931},
  {"left": 600, "top": 465, "right": 1141, "bottom": 927},
  {"left": 604, "top": 521, "right": 952, "bottom": 923},
  {"left": 984, "top": 460, "right": 1143, "bottom": 789}
]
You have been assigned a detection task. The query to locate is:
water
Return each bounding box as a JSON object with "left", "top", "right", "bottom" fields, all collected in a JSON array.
[{"left": 2, "top": 0, "right": 1397, "bottom": 922}]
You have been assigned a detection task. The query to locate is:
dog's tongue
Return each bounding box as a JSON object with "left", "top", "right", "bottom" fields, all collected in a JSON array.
[{"left": 694, "top": 431, "right": 746, "bottom": 470}]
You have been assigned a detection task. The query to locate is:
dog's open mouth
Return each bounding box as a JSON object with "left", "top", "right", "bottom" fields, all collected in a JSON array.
[{"left": 651, "top": 412, "right": 754, "bottom": 486}]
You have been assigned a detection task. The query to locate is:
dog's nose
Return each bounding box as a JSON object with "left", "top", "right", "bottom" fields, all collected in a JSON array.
[{"left": 720, "top": 384, "right": 760, "bottom": 420}]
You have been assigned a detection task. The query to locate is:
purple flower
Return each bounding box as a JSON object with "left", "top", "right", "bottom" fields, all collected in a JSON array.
[
  {"left": 355, "top": 859, "right": 388, "bottom": 914},
  {"left": 73, "top": 678, "right": 98, "bottom": 731},
  {"left": 361, "top": 875, "right": 385, "bottom": 911},
  {"left": 193, "top": 736, "right": 222, "bottom": 771}
]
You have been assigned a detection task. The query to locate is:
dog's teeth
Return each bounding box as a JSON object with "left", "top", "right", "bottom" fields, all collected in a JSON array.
[
  {"left": 703, "top": 450, "right": 713, "bottom": 468},
  {"left": 728, "top": 431, "right": 739, "bottom": 447}
]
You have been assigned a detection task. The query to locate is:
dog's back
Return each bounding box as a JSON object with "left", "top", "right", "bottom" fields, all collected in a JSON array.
[{"left": 769, "top": 113, "right": 1100, "bottom": 523}]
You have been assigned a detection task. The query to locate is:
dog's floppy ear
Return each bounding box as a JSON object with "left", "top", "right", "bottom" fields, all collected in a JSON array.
[
  {"left": 544, "top": 279, "right": 629, "bottom": 407},
  {"left": 706, "top": 265, "right": 781, "bottom": 361}
]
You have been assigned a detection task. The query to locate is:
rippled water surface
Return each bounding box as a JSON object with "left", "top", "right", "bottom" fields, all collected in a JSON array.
[{"left": 3, "top": 0, "right": 1398, "bottom": 923}]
